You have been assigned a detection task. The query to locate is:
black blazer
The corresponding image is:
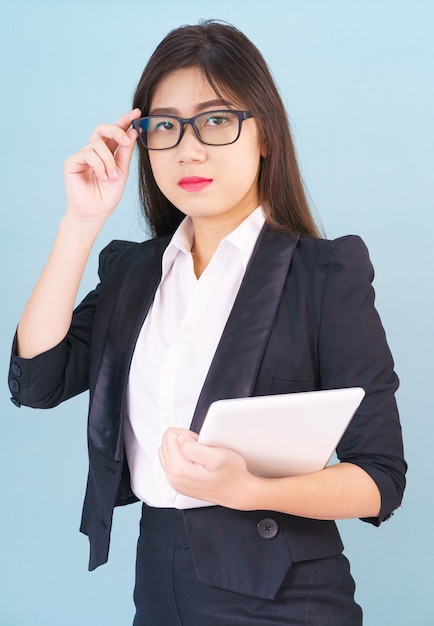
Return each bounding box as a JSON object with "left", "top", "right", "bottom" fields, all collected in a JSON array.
[{"left": 8, "top": 225, "right": 406, "bottom": 599}]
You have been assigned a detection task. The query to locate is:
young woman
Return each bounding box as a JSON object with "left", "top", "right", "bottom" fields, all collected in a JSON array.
[{"left": 8, "top": 21, "right": 406, "bottom": 625}]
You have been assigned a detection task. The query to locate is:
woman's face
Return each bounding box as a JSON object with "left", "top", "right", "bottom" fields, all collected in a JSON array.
[{"left": 148, "top": 67, "right": 263, "bottom": 233}]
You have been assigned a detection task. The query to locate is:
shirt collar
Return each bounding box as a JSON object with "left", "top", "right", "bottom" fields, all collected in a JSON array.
[
  {"left": 161, "top": 206, "right": 265, "bottom": 279},
  {"left": 161, "top": 218, "right": 195, "bottom": 279},
  {"left": 223, "top": 206, "right": 265, "bottom": 269}
]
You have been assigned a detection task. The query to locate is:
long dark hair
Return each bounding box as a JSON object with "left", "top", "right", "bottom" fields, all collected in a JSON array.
[{"left": 132, "top": 20, "right": 320, "bottom": 238}]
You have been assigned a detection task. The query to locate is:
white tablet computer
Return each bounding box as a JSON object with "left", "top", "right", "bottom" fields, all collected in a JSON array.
[{"left": 173, "top": 387, "right": 365, "bottom": 509}]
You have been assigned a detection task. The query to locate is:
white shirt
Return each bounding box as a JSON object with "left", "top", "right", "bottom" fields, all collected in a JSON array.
[{"left": 124, "top": 207, "right": 265, "bottom": 507}]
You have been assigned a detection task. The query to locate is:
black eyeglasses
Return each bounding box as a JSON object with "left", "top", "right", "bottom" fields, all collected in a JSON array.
[{"left": 132, "top": 110, "right": 253, "bottom": 150}]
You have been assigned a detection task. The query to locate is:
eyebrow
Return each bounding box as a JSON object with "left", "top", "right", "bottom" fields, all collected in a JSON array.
[{"left": 149, "top": 99, "right": 232, "bottom": 116}]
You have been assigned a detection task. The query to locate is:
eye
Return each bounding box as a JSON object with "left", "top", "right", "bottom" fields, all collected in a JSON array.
[
  {"left": 204, "top": 113, "right": 231, "bottom": 126},
  {"left": 153, "top": 119, "right": 175, "bottom": 132}
]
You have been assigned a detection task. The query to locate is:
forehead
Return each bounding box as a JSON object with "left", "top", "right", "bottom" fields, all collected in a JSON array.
[{"left": 150, "top": 67, "right": 238, "bottom": 114}]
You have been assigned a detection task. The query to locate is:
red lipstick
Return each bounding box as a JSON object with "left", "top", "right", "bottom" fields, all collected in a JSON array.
[{"left": 178, "top": 176, "right": 213, "bottom": 192}]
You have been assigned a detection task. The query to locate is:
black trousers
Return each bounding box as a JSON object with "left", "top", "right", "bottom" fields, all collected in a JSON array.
[{"left": 133, "top": 504, "right": 363, "bottom": 626}]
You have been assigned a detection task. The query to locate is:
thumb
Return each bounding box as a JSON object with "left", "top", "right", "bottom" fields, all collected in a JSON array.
[{"left": 178, "top": 436, "right": 217, "bottom": 468}]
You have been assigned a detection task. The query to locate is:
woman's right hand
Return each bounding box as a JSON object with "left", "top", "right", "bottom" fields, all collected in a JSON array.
[
  {"left": 63, "top": 108, "right": 141, "bottom": 223},
  {"left": 17, "top": 109, "right": 142, "bottom": 359}
]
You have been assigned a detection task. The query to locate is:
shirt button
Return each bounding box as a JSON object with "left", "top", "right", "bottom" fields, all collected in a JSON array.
[
  {"left": 165, "top": 365, "right": 176, "bottom": 375},
  {"left": 155, "top": 467, "right": 163, "bottom": 480},
  {"left": 163, "top": 414, "right": 173, "bottom": 427},
  {"left": 181, "top": 324, "right": 193, "bottom": 335}
]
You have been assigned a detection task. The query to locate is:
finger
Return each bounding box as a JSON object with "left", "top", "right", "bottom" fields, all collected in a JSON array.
[
  {"left": 158, "top": 445, "right": 166, "bottom": 471},
  {"left": 85, "top": 138, "right": 119, "bottom": 180},
  {"left": 165, "top": 427, "right": 195, "bottom": 437},
  {"left": 160, "top": 429, "right": 198, "bottom": 477},
  {"left": 89, "top": 124, "right": 132, "bottom": 155},
  {"left": 109, "top": 108, "right": 141, "bottom": 155},
  {"left": 178, "top": 436, "right": 221, "bottom": 469},
  {"left": 89, "top": 109, "right": 141, "bottom": 153},
  {"left": 162, "top": 427, "right": 198, "bottom": 446},
  {"left": 160, "top": 428, "right": 184, "bottom": 466},
  {"left": 113, "top": 107, "right": 142, "bottom": 130},
  {"left": 65, "top": 147, "right": 111, "bottom": 182},
  {"left": 160, "top": 428, "right": 198, "bottom": 464}
]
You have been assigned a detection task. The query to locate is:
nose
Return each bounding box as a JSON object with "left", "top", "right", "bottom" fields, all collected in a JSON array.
[{"left": 176, "top": 123, "right": 206, "bottom": 162}]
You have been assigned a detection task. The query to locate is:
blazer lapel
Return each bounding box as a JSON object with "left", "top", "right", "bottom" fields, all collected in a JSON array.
[
  {"left": 89, "top": 237, "right": 169, "bottom": 460},
  {"left": 190, "top": 226, "right": 300, "bottom": 432}
]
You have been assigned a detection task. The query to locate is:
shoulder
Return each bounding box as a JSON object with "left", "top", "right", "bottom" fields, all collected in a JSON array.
[
  {"left": 296, "top": 233, "right": 369, "bottom": 259},
  {"left": 280, "top": 231, "right": 373, "bottom": 279},
  {"left": 97, "top": 235, "right": 172, "bottom": 279}
]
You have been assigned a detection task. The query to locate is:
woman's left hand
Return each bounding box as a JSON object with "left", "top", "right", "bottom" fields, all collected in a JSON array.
[
  {"left": 159, "top": 427, "right": 258, "bottom": 510},
  {"left": 159, "top": 427, "right": 382, "bottom": 519}
]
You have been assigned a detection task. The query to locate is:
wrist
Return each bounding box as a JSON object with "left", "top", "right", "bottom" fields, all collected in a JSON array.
[
  {"left": 60, "top": 211, "right": 105, "bottom": 242},
  {"left": 237, "top": 474, "right": 271, "bottom": 511}
]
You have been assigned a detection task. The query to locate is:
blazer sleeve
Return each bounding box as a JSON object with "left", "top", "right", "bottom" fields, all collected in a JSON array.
[
  {"left": 7, "top": 240, "right": 134, "bottom": 409},
  {"left": 315, "top": 235, "right": 406, "bottom": 525}
]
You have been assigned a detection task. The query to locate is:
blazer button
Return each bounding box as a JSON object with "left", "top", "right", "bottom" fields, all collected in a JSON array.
[
  {"left": 9, "top": 379, "right": 20, "bottom": 394},
  {"left": 257, "top": 517, "right": 279, "bottom": 540},
  {"left": 11, "top": 363, "right": 22, "bottom": 377},
  {"left": 10, "top": 397, "right": 21, "bottom": 408}
]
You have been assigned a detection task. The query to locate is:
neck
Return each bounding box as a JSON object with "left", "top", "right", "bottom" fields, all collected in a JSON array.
[
  {"left": 190, "top": 208, "right": 255, "bottom": 278},
  {"left": 190, "top": 237, "right": 216, "bottom": 279}
]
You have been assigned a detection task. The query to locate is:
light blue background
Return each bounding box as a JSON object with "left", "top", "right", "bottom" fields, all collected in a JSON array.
[{"left": 1, "top": 1, "right": 432, "bottom": 624}]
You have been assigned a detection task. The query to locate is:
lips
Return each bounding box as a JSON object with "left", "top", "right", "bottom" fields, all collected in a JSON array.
[{"left": 178, "top": 176, "right": 213, "bottom": 192}]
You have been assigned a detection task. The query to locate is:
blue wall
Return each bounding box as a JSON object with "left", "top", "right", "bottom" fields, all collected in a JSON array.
[{"left": 1, "top": 1, "right": 432, "bottom": 624}]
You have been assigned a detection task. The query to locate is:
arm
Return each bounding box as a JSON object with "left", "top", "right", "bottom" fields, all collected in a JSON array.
[
  {"left": 159, "top": 430, "right": 380, "bottom": 519},
  {"left": 16, "top": 109, "right": 141, "bottom": 359},
  {"left": 159, "top": 236, "right": 405, "bottom": 521}
]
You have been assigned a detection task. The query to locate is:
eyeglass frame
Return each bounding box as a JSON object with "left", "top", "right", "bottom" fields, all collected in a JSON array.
[{"left": 132, "top": 110, "right": 253, "bottom": 150}]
